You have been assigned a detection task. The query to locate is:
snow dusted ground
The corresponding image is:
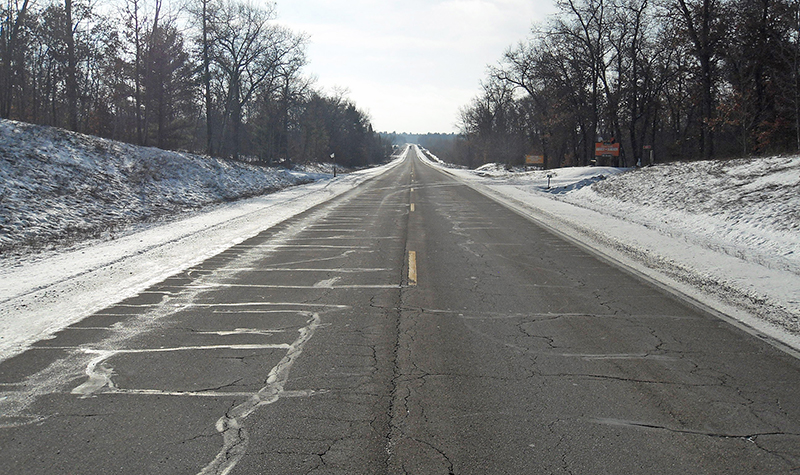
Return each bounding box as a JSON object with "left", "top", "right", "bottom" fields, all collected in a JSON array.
[
  {"left": 419, "top": 148, "right": 800, "bottom": 354},
  {"left": 0, "top": 119, "right": 403, "bottom": 360},
  {"left": 0, "top": 119, "right": 327, "bottom": 254}
]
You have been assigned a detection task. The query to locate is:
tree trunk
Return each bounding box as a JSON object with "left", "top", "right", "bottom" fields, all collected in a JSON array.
[
  {"left": 677, "top": 0, "right": 716, "bottom": 160},
  {"left": 230, "top": 74, "right": 241, "bottom": 160},
  {"left": 203, "top": 0, "right": 213, "bottom": 155},
  {"left": 65, "top": 0, "right": 78, "bottom": 131},
  {"left": 0, "top": 0, "right": 30, "bottom": 118},
  {"left": 795, "top": 0, "right": 800, "bottom": 151},
  {"left": 130, "top": 0, "right": 143, "bottom": 144},
  {"left": 142, "top": 0, "right": 161, "bottom": 147}
]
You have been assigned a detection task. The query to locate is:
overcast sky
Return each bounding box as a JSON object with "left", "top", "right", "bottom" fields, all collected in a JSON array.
[{"left": 275, "top": 0, "right": 557, "bottom": 134}]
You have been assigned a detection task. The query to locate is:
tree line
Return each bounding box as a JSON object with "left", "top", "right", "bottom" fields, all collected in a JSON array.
[
  {"left": 458, "top": 0, "right": 800, "bottom": 168},
  {"left": 0, "top": 0, "right": 391, "bottom": 167}
]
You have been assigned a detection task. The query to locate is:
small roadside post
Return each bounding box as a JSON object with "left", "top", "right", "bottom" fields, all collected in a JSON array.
[
  {"left": 330, "top": 153, "right": 336, "bottom": 177},
  {"left": 643, "top": 145, "right": 653, "bottom": 166}
]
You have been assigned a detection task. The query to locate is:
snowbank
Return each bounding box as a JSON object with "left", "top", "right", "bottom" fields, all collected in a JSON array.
[{"left": 0, "top": 119, "right": 322, "bottom": 254}]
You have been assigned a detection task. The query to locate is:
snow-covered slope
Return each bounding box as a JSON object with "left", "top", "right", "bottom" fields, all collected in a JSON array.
[
  {"left": 0, "top": 119, "right": 322, "bottom": 254},
  {"left": 421, "top": 151, "right": 800, "bottom": 353},
  {"left": 0, "top": 120, "right": 402, "bottom": 360},
  {"left": 466, "top": 157, "right": 800, "bottom": 274}
]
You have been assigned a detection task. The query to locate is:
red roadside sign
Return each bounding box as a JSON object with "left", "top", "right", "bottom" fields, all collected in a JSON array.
[
  {"left": 595, "top": 143, "right": 620, "bottom": 157},
  {"left": 525, "top": 155, "right": 544, "bottom": 165}
]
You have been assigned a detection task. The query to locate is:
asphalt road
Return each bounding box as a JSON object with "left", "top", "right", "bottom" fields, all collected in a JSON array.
[{"left": 1, "top": 147, "right": 799, "bottom": 474}]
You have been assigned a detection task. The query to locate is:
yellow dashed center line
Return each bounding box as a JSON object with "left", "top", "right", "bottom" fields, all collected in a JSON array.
[
  {"left": 408, "top": 251, "right": 417, "bottom": 286},
  {"left": 410, "top": 203, "right": 415, "bottom": 212}
]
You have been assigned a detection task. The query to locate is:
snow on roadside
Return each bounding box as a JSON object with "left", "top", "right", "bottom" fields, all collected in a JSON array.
[
  {"left": 0, "top": 119, "right": 404, "bottom": 361},
  {"left": 0, "top": 119, "right": 323, "bottom": 254},
  {"left": 0, "top": 166, "right": 400, "bottom": 361},
  {"left": 418, "top": 147, "right": 800, "bottom": 352},
  {"left": 567, "top": 158, "right": 800, "bottom": 273}
]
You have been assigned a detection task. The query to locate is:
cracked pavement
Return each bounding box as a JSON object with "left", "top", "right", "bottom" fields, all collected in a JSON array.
[{"left": 1, "top": 148, "right": 800, "bottom": 473}]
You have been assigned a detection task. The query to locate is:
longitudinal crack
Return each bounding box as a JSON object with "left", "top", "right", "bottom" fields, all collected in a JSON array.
[{"left": 591, "top": 417, "right": 800, "bottom": 440}]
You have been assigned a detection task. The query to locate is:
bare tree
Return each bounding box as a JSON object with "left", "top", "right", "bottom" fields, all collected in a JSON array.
[
  {"left": 201, "top": 0, "right": 212, "bottom": 154},
  {"left": 64, "top": 0, "right": 79, "bottom": 130},
  {"left": 553, "top": 0, "right": 612, "bottom": 164},
  {"left": 0, "top": 0, "right": 31, "bottom": 118},
  {"left": 671, "top": 0, "right": 725, "bottom": 159},
  {"left": 207, "top": 0, "right": 277, "bottom": 159},
  {"left": 121, "top": 0, "right": 145, "bottom": 142},
  {"left": 249, "top": 24, "right": 308, "bottom": 163}
]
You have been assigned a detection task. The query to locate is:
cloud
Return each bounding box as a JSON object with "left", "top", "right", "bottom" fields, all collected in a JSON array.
[{"left": 276, "top": 0, "right": 556, "bottom": 133}]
